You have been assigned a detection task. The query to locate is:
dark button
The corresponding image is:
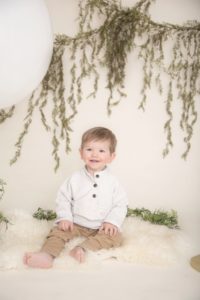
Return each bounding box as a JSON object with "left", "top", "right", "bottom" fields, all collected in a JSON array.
[
  {"left": 95, "top": 174, "right": 99, "bottom": 178},
  {"left": 92, "top": 194, "right": 96, "bottom": 198},
  {"left": 93, "top": 183, "right": 98, "bottom": 188}
]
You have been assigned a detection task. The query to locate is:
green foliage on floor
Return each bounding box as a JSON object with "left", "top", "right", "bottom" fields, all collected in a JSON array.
[
  {"left": 0, "top": 212, "right": 10, "bottom": 229},
  {"left": 127, "top": 207, "right": 179, "bottom": 229},
  {"left": 33, "top": 207, "right": 57, "bottom": 221},
  {"left": 33, "top": 207, "right": 179, "bottom": 229}
]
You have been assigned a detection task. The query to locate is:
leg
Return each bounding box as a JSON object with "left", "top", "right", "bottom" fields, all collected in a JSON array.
[
  {"left": 190, "top": 255, "right": 200, "bottom": 272},
  {"left": 69, "top": 225, "right": 96, "bottom": 263},
  {"left": 78, "top": 230, "right": 123, "bottom": 252},
  {"left": 24, "top": 225, "right": 80, "bottom": 268},
  {"left": 69, "top": 246, "right": 86, "bottom": 263},
  {"left": 23, "top": 252, "right": 53, "bottom": 269}
]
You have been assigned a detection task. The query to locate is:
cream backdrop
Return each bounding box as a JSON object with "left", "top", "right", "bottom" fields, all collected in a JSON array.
[{"left": 0, "top": 0, "right": 200, "bottom": 248}]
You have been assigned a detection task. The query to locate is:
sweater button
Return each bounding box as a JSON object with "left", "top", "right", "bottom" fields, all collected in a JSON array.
[
  {"left": 95, "top": 174, "right": 99, "bottom": 178},
  {"left": 93, "top": 183, "right": 98, "bottom": 187},
  {"left": 92, "top": 194, "right": 96, "bottom": 198}
]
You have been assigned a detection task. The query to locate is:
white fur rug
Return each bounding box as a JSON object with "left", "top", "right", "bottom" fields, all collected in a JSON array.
[{"left": 0, "top": 210, "right": 193, "bottom": 270}]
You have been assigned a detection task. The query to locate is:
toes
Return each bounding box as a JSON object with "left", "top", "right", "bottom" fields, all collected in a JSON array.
[
  {"left": 23, "top": 252, "right": 31, "bottom": 265},
  {"left": 78, "top": 249, "right": 85, "bottom": 263},
  {"left": 70, "top": 247, "right": 86, "bottom": 263}
]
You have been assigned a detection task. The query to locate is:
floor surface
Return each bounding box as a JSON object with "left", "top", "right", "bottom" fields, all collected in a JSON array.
[{"left": 0, "top": 261, "right": 199, "bottom": 300}]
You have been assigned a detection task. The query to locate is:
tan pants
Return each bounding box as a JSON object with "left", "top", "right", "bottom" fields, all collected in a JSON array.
[{"left": 41, "top": 224, "right": 123, "bottom": 257}]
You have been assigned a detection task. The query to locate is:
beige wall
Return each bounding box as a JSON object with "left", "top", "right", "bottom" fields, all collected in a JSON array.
[{"left": 0, "top": 0, "right": 200, "bottom": 246}]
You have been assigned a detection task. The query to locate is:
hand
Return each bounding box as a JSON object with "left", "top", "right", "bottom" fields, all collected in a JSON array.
[
  {"left": 99, "top": 222, "right": 118, "bottom": 236},
  {"left": 58, "top": 220, "right": 74, "bottom": 232}
]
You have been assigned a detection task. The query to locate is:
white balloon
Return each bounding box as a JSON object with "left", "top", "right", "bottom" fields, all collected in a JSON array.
[{"left": 0, "top": 0, "right": 53, "bottom": 108}]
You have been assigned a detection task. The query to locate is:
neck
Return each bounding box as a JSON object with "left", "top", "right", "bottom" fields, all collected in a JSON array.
[{"left": 85, "top": 165, "right": 107, "bottom": 176}]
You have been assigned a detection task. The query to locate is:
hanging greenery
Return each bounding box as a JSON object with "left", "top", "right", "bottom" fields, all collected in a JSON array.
[
  {"left": 0, "top": 0, "right": 200, "bottom": 170},
  {"left": 0, "top": 178, "right": 6, "bottom": 202},
  {"left": 0, "top": 179, "right": 10, "bottom": 229},
  {"left": 0, "top": 106, "right": 15, "bottom": 125}
]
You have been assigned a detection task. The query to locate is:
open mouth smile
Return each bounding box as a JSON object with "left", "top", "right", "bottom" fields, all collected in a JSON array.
[{"left": 90, "top": 159, "right": 100, "bottom": 163}]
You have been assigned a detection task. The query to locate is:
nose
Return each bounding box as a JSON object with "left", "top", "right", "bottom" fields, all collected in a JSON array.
[{"left": 91, "top": 149, "right": 98, "bottom": 157}]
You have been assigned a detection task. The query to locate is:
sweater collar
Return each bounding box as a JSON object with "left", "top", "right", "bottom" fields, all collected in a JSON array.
[{"left": 83, "top": 165, "right": 109, "bottom": 179}]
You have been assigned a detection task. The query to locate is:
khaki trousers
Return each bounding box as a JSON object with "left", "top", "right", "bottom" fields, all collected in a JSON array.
[{"left": 41, "top": 224, "right": 123, "bottom": 257}]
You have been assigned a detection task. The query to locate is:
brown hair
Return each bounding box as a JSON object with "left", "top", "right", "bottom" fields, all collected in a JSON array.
[{"left": 81, "top": 127, "right": 117, "bottom": 153}]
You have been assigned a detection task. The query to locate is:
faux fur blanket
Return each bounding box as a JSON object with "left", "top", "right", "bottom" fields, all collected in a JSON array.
[{"left": 0, "top": 210, "right": 193, "bottom": 270}]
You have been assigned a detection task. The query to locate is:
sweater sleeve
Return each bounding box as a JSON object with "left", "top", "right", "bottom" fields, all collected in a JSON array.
[
  {"left": 55, "top": 178, "right": 73, "bottom": 223},
  {"left": 104, "top": 182, "right": 128, "bottom": 229}
]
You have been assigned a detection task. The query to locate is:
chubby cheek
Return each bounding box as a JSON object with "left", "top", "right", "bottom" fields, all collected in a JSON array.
[
  {"left": 80, "top": 151, "right": 91, "bottom": 163},
  {"left": 79, "top": 152, "right": 85, "bottom": 162},
  {"left": 79, "top": 149, "right": 85, "bottom": 160},
  {"left": 106, "top": 158, "right": 113, "bottom": 164},
  {"left": 81, "top": 154, "right": 87, "bottom": 162}
]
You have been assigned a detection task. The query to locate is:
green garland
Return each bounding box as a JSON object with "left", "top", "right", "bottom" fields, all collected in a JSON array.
[
  {"left": 33, "top": 207, "right": 57, "bottom": 221},
  {"left": 33, "top": 206, "right": 179, "bottom": 229},
  {"left": 1, "top": 0, "right": 200, "bottom": 170},
  {"left": 127, "top": 207, "right": 179, "bottom": 229}
]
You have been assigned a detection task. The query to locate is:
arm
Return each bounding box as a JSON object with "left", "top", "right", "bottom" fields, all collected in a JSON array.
[
  {"left": 55, "top": 178, "right": 74, "bottom": 226},
  {"left": 103, "top": 182, "right": 128, "bottom": 229}
]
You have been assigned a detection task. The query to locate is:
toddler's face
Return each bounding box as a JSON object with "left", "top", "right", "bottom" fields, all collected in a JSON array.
[{"left": 80, "top": 139, "right": 115, "bottom": 174}]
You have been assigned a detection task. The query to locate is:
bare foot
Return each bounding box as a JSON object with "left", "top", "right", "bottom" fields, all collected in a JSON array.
[
  {"left": 23, "top": 252, "right": 53, "bottom": 269},
  {"left": 69, "top": 246, "right": 86, "bottom": 263}
]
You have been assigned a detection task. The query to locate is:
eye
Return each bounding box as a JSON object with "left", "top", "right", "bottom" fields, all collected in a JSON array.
[
  {"left": 99, "top": 149, "right": 105, "bottom": 153},
  {"left": 86, "top": 148, "right": 92, "bottom": 151}
]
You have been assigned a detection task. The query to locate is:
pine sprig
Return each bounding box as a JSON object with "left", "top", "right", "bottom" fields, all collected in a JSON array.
[
  {"left": 0, "top": 106, "right": 15, "bottom": 124},
  {"left": 33, "top": 207, "right": 57, "bottom": 221},
  {"left": 127, "top": 207, "right": 179, "bottom": 229},
  {"left": 0, "top": 211, "right": 10, "bottom": 229},
  {"left": 0, "top": 179, "right": 6, "bottom": 201},
  {"left": 0, "top": 179, "right": 11, "bottom": 229}
]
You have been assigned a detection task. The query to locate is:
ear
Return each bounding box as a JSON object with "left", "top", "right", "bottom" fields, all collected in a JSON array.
[{"left": 79, "top": 148, "right": 83, "bottom": 160}]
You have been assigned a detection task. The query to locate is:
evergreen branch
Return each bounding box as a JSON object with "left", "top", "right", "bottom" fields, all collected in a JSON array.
[
  {"left": 0, "top": 106, "right": 15, "bottom": 124},
  {"left": 163, "top": 81, "right": 173, "bottom": 157},
  {"left": 0, "top": 179, "right": 6, "bottom": 201},
  {"left": 0, "top": 180, "right": 10, "bottom": 229},
  {"left": 127, "top": 207, "right": 179, "bottom": 229},
  {"left": 33, "top": 207, "right": 57, "bottom": 221},
  {"left": 10, "top": 93, "right": 36, "bottom": 166},
  {"left": 0, "top": 211, "right": 11, "bottom": 229}
]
